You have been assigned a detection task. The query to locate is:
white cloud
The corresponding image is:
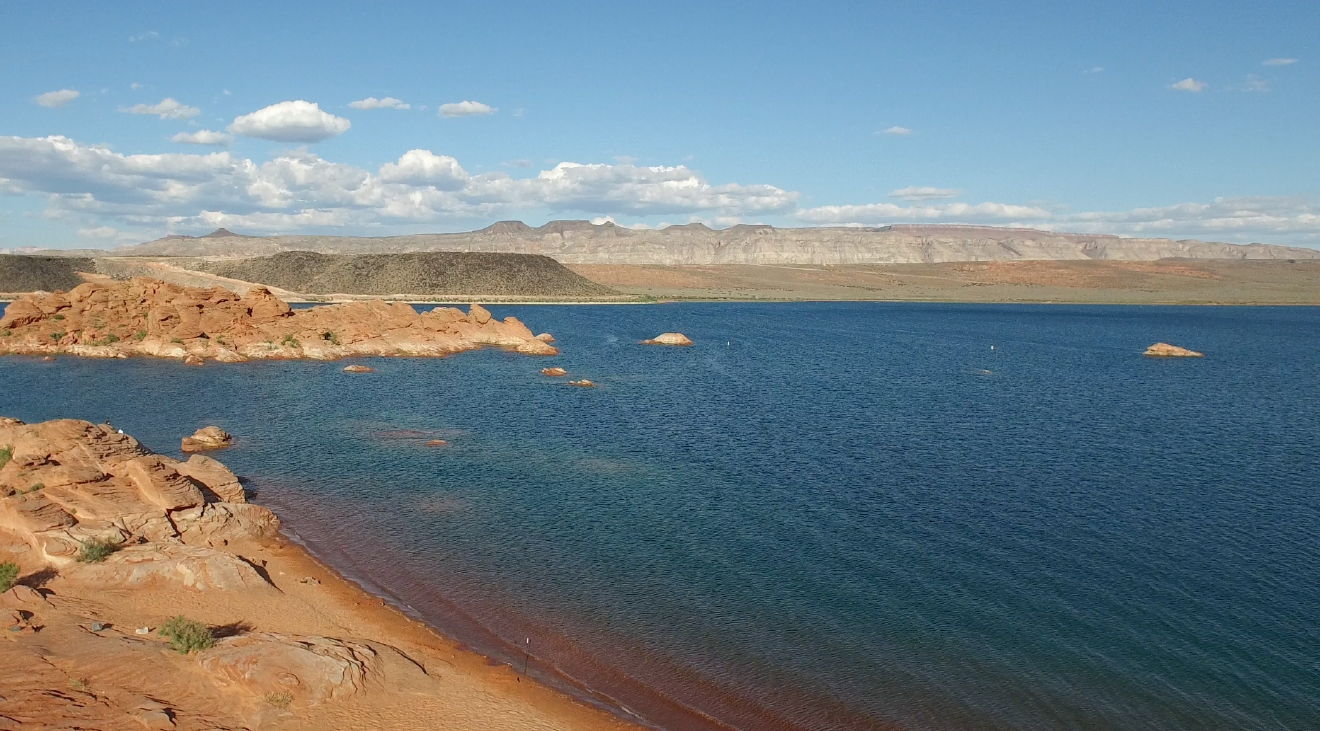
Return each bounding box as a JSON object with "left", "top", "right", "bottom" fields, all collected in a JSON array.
[
  {"left": 1170, "top": 78, "right": 1206, "bottom": 92},
  {"left": 377, "top": 149, "right": 468, "bottom": 189},
  {"left": 881, "top": 126, "right": 911, "bottom": 135},
  {"left": 800, "top": 201, "right": 1051, "bottom": 225},
  {"left": 1235, "top": 74, "right": 1269, "bottom": 93},
  {"left": 77, "top": 226, "right": 120, "bottom": 239},
  {"left": 171, "top": 130, "right": 233, "bottom": 145},
  {"left": 34, "top": 89, "right": 80, "bottom": 108},
  {"left": 1085, "top": 66, "right": 1104, "bottom": 74},
  {"left": 121, "top": 98, "right": 201, "bottom": 120},
  {"left": 439, "top": 100, "right": 495, "bottom": 118},
  {"left": 1263, "top": 58, "right": 1298, "bottom": 66},
  {"left": 129, "top": 31, "right": 159, "bottom": 42},
  {"left": 890, "top": 186, "right": 962, "bottom": 202},
  {"left": 349, "top": 96, "right": 410, "bottom": 110},
  {"left": 0, "top": 134, "right": 793, "bottom": 235},
  {"left": 228, "top": 101, "right": 351, "bottom": 142},
  {"left": 130, "top": 82, "right": 143, "bottom": 90}
]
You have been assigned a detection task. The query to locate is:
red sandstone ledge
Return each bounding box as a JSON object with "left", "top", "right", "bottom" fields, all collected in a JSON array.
[{"left": 0, "top": 278, "right": 556, "bottom": 363}]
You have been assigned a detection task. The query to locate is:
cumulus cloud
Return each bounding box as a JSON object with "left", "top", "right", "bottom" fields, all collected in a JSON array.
[
  {"left": 171, "top": 130, "right": 233, "bottom": 145},
  {"left": 377, "top": 149, "right": 468, "bottom": 189},
  {"left": 1263, "top": 58, "right": 1298, "bottom": 66},
  {"left": 0, "top": 134, "right": 794, "bottom": 235},
  {"left": 881, "top": 126, "right": 911, "bottom": 135},
  {"left": 349, "top": 96, "right": 410, "bottom": 110},
  {"left": 439, "top": 100, "right": 495, "bottom": 117},
  {"left": 34, "top": 89, "right": 80, "bottom": 108},
  {"left": 121, "top": 98, "right": 201, "bottom": 120},
  {"left": 890, "top": 186, "right": 962, "bottom": 202},
  {"left": 1170, "top": 78, "right": 1206, "bottom": 92},
  {"left": 228, "top": 101, "right": 351, "bottom": 143}
]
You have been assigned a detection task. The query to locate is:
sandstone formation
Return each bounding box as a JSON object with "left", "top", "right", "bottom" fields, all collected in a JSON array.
[
  {"left": 343, "top": 364, "right": 374, "bottom": 372},
  {"left": 541, "top": 367, "right": 568, "bottom": 376},
  {"left": 0, "top": 417, "right": 274, "bottom": 569},
  {"left": 1144, "top": 342, "right": 1205, "bottom": 357},
  {"left": 115, "top": 221, "right": 1320, "bottom": 265},
  {"left": 181, "top": 425, "right": 232, "bottom": 452},
  {"left": 0, "top": 277, "right": 558, "bottom": 362},
  {"left": 536, "top": 333, "right": 555, "bottom": 343},
  {"left": 568, "top": 379, "right": 595, "bottom": 388},
  {"left": 199, "top": 632, "right": 381, "bottom": 704},
  {"left": 641, "top": 332, "right": 693, "bottom": 346}
]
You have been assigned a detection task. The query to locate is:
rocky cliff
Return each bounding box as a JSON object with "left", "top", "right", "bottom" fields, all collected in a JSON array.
[
  {"left": 112, "top": 222, "right": 1320, "bottom": 265},
  {"left": 0, "top": 277, "right": 557, "bottom": 362}
]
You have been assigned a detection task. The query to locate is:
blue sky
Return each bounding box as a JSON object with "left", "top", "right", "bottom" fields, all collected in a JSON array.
[{"left": 1, "top": 0, "right": 1316, "bottom": 248}]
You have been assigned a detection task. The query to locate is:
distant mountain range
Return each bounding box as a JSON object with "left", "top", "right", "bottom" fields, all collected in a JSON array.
[{"left": 102, "top": 221, "right": 1320, "bottom": 265}]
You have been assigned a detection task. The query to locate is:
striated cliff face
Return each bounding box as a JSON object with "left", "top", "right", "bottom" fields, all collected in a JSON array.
[
  {"left": 0, "top": 277, "right": 557, "bottom": 362},
  {"left": 112, "top": 221, "right": 1320, "bottom": 265}
]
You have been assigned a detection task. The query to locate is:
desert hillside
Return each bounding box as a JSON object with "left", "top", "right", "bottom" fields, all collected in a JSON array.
[
  {"left": 0, "top": 255, "right": 96, "bottom": 293},
  {"left": 111, "top": 222, "right": 1320, "bottom": 265},
  {"left": 191, "top": 251, "right": 617, "bottom": 298}
]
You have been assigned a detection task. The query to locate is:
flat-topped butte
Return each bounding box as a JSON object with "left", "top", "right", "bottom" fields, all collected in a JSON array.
[{"left": 0, "top": 277, "right": 556, "bottom": 362}]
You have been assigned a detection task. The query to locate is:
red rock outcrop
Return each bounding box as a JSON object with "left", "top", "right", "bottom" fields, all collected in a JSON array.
[
  {"left": 1143, "top": 342, "right": 1204, "bottom": 357},
  {"left": 640, "top": 332, "right": 693, "bottom": 346},
  {"left": 0, "top": 278, "right": 557, "bottom": 362},
  {"left": 0, "top": 418, "right": 276, "bottom": 569},
  {"left": 181, "top": 425, "right": 232, "bottom": 453}
]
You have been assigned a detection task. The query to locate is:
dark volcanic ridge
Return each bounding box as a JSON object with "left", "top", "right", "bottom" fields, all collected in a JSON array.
[
  {"left": 0, "top": 254, "right": 96, "bottom": 293},
  {"left": 193, "top": 251, "right": 619, "bottom": 298},
  {"left": 110, "top": 222, "right": 1320, "bottom": 265}
]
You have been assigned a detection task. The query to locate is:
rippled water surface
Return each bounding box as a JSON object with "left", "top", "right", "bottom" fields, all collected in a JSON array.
[{"left": 3, "top": 302, "right": 1318, "bottom": 731}]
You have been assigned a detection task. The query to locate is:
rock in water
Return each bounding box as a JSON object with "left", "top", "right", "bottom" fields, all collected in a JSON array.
[
  {"left": 425, "top": 439, "right": 448, "bottom": 447},
  {"left": 535, "top": 333, "right": 555, "bottom": 343},
  {"left": 343, "top": 364, "right": 373, "bottom": 373},
  {"left": 567, "top": 379, "right": 595, "bottom": 387},
  {"left": 541, "top": 367, "right": 567, "bottom": 376},
  {"left": 182, "top": 426, "right": 232, "bottom": 453},
  {"left": 1144, "top": 342, "right": 1204, "bottom": 357},
  {"left": 640, "top": 332, "right": 693, "bottom": 346}
]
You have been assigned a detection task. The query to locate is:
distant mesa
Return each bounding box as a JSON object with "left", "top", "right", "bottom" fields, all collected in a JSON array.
[
  {"left": 106, "top": 220, "right": 1320, "bottom": 266},
  {"left": 200, "top": 228, "right": 251, "bottom": 239},
  {"left": 182, "top": 426, "right": 233, "bottom": 453},
  {"left": 541, "top": 367, "right": 567, "bottom": 377},
  {"left": 641, "top": 332, "right": 693, "bottom": 346},
  {"left": 1144, "top": 342, "right": 1204, "bottom": 357}
]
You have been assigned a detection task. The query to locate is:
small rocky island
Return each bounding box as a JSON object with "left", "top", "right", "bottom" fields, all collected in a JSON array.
[
  {"left": 0, "top": 278, "right": 556, "bottom": 363},
  {"left": 1144, "top": 342, "right": 1204, "bottom": 357}
]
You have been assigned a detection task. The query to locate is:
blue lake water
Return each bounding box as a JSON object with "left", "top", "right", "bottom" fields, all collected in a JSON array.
[{"left": 2, "top": 302, "right": 1318, "bottom": 731}]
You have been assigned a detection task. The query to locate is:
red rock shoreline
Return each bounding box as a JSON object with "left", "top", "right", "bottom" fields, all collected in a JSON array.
[{"left": 0, "top": 278, "right": 557, "bottom": 363}]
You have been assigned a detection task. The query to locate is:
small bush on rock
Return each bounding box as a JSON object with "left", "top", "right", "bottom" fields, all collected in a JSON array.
[
  {"left": 76, "top": 536, "right": 121, "bottom": 563},
  {"left": 263, "top": 691, "right": 294, "bottom": 709},
  {"left": 159, "top": 616, "right": 214, "bottom": 654},
  {"left": 0, "top": 562, "right": 18, "bottom": 592}
]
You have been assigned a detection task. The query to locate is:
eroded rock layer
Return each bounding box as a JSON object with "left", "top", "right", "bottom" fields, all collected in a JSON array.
[{"left": 0, "top": 277, "right": 557, "bottom": 362}]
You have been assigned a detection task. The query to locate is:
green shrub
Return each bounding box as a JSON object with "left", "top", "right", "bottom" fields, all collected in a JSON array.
[
  {"left": 133, "top": 330, "right": 147, "bottom": 341},
  {"left": 51, "top": 313, "right": 65, "bottom": 320},
  {"left": 170, "top": 337, "right": 182, "bottom": 344},
  {"left": 0, "top": 562, "right": 18, "bottom": 592},
  {"left": 50, "top": 331, "right": 66, "bottom": 341},
  {"left": 76, "top": 536, "right": 121, "bottom": 563},
  {"left": 263, "top": 691, "right": 293, "bottom": 709},
  {"left": 0, "top": 329, "right": 11, "bottom": 337},
  {"left": 159, "top": 616, "right": 214, "bottom": 654},
  {"left": 0, "top": 446, "right": 10, "bottom": 469},
  {"left": 25, "top": 483, "right": 43, "bottom": 493},
  {"left": 281, "top": 333, "right": 297, "bottom": 346}
]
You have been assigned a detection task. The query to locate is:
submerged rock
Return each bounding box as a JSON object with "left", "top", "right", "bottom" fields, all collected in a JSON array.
[
  {"left": 182, "top": 426, "right": 232, "bottom": 453},
  {"left": 567, "top": 379, "right": 595, "bottom": 388},
  {"left": 342, "top": 364, "right": 373, "bottom": 373},
  {"left": 425, "top": 439, "right": 448, "bottom": 447},
  {"left": 541, "top": 367, "right": 567, "bottom": 376},
  {"left": 641, "top": 332, "right": 693, "bottom": 346},
  {"left": 1144, "top": 342, "right": 1204, "bottom": 357}
]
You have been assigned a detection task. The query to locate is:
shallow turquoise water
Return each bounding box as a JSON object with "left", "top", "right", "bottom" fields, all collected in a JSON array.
[{"left": 2, "top": 302, "right": 1318, "bottom": 731}]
